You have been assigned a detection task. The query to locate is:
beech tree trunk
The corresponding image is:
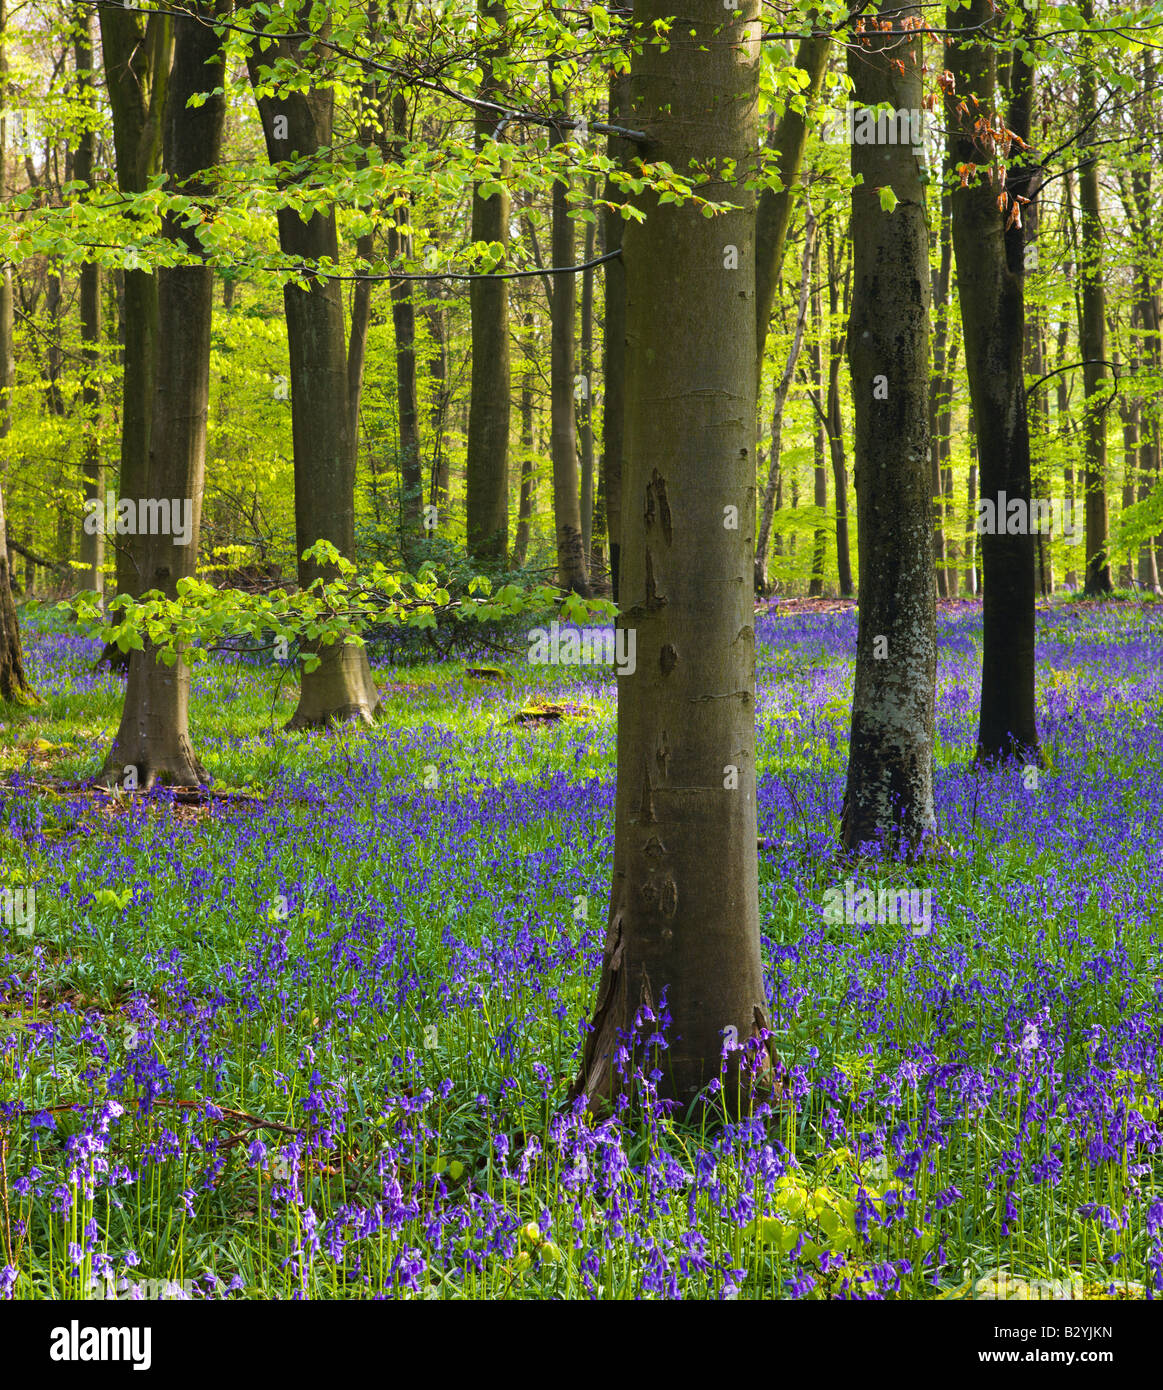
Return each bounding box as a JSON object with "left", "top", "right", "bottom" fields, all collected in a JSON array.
[
  {"left": 1119, "top": 353, "right": 1138, "bottom": 589},
  {"left": 246, "top": 10, "right": 380, "bottom": 729},
  {"left": 1079, "top": 0, "right": 1112, "bottom": 595},
  {"left": 1025, "top": 295, "right": 1050, "bottom": 596},
  {"left": 0, "top": 484, "right": 32, "bottom": 704},
  {"left": 840, "top": 0, "right": 936, "bottom": 855},
  {"left": 465, "top": 0, "right": 510, "bottom": 561},
  {"left": 388, "top": 91, "right": 424, "bottom": 552},
  {"left": 513, "top": 314, "right": 536, "bottom": 568},
  {"left": 930, "top": 192, "right": 953, "bottom": 598},
  {"left": 826, "top": 225, "right": 854, "bottom": 596},
  {"left": 1116, "top": 54, "right": 1161, "bottom": 592},
  {"left": 808, "top": 256, "right": 827, "bottom": 597},
  {"left": 571, "top": 0, "right": 770, "bottom": 1113},
  {"left": 946, "top": 0, "right": 1040, "bottom": 761},
  {"left": 1136, "top": 278, "right": 1161, "bottom": 591},
  {"left": 579, "top": 198, "right": 596, "bottom": 559},
  {"left": 756, "top": 210, "right": 816, "bottom": 593},
  {"left": 1054, "top": 298, "right": 1079, "bottom": 590},
  {"left": 96, "top": 6, "right": 171, "bottom": 666},
  {"left": 347, "top": 230, "right": 374, "bottom": 455},
  {"left": 75, "top": 4, "right": 103, "bottom": 599},
  {"left": 548, "top": 87, "right": 589, "bottom": 596},
  {"left": 965, "top": 451, "right": 978, "bottom": 595},
  {"left": 100, "top": 3, "right": 226, "bottom": 787},
  {"left": 755, "top": 29, "right": 830, "bottom": 380},
  {"left": 601, "top": 71, "right": 630, "bottom": 603},
  {"left": 424, "top": 302, "right": 449, "bottom": 512},
  {"left": 0, "top": 0, "right": 32, "bottom": 705}
]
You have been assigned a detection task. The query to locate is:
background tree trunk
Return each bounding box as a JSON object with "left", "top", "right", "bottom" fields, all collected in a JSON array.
[
  {"left": 0, "top": 484, "right": 32, "bottom": 704},
  {"left": 601, "top": 71, "right": 631, "bottom": 603},
  {"left": 808, "top": 247, "right": 827, "bottom": 596},
  {"left": 756, "top": 209, "right": 816, "bottom": 593},
  {"left": 424, "top": 302, "right": 449, "bottom": 512},
  {"left": 0, "top": 0, "right": 33, "bottom": 706},
  {"left": 96, "top": 7, "right": 171, "bottom": 665},
  {"left": 513, "top": 311, "right": 536, "bottom": 568},
  {"left": 826, "top": 222, "right": 853, "bottom": 596},
  {"left": 465, "top": 0, "right": 510, "bottom": 562},
  {"left": 75, "top": 4, "right": 103, "bottom": 600},
  {"left": 1054, "top": 293, "right": 1079, "bottom": 590},
  {"left": 1079, "top": 0, "right": 1112, "bottom": 595},
  {"left": 548, "top": 86, "right": 589, "bottom": 595},
  {"left": 100, "top": 3, "right": 227, "bottom": 786},
  {"left": 754, "top": 29, "right": 830, "bottom": 381},
  {"left": 946, "top": 0, "right": 1040, "bottom": 762},
  {"left": 247, "top": 9, "right": 380, "bottom": 729},
  {"left": 840, "top": 0, "right": 936, "bottom": 855},
  {"left": 930, "top": 192, "right": 953, "bottom": 598},
  {"left": 1116, "top": 54, "right": 1161, "bottom": 592},
  {"left": 388, "top": 90, "right": 424, "bottom": 552},
  {"left": 579, "top": 193, "right": 596, "bottom": 560}
]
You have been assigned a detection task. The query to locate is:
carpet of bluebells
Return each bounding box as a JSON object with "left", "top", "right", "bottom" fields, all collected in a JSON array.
[{"left": 1, "top": 598, "right": 1162, "bottom": 1300}]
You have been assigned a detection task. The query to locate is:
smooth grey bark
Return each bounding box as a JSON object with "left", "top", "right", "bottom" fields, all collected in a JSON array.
[
  {"left": 547, "top": 85, "right": 589, "bottom": 596},
  {"left": 1115, "top": 57, "right": 1161, "bottom": 592},
  {"left": 347, "top": 230, "right": 374, "bottom": 456},
  {"left": 388, "top": 90, "right": 424, "bottom": 551},
  {"left": 808, "top": 255, "right": 827, "bottom": 596},
  {"left": 424, "top": 302, "right": 449, "bottom": 511},
  {"left": 1027, "top": 308, "right": 1051, "bottom": 597},
  {"left": 0, "top": 484, "right": 32, "bottom": 704},
  {"left": 1135, "top": 273, "right": 1162, "bottom": 590},
  {"left": 601, "top": 71, "right": 630, "bottom": 603},
  {"left": 965, "top": 452, "right": 978, "bottom": 595},
  {"left": 756, "top": 208, "right": 816, "bottom": 593},
  {"left": 346, "top": 7, "right": 380, "bottom": 458},
  {"left": 1079, "top": 0, "right": 1112, "bottom": 595},
  {"left": 840, "top": 0, "right": 935, "bottom": 855},
  {"left": 96, "top": 5, "right": 170, "bottom": 641},
  {"left": 825, "top": 223, "right": 853, "bottom": 596},
  {"left": 579, "top": 194, "right": 596, "bottom": 559},
  {"left": 755, "top": 29, "right": 830, "bottom": 380},
  {"left": 513, "top": 311, "right": 536, "bottom": 568},
  {"left": 571, "top": 0, "right": 770, "bottom": 1112},
  {"left": 100, "top": 3, "right": 227, "bottom": 786},
  {"left": 1119, "top": 351, "right": 1138, "bottom": 588},
  {"left": 75, "top": 4, "right": 103, "bottom": 599},
  {"left": 946, "top": 0, "right": 1039, "bottom": 761},
  {"left": 465, "top": 0, "right": 510, "bottom": 561},
  {"left": 247, "top": 9, "right": 380, "bottom": 728},
  {"left": 0, "top": 0, "right": 32, "bottom": 705},
  {"left": 930, "top": 192, "right": 953, "bottom": 598}
]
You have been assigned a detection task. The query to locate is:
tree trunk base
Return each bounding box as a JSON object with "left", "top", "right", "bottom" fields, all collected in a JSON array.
[
  {"left": 0, "top": 673, "right": 38, "bottom": 706},
  {"left": 974, "top": 738, "right": 1042, "bottom": 768},
  {"left": 98, "top": 645, "right": 209, "bottom": 790},
  {"left": 286, "top": 643, "right": 381, "bottom": 731},
  {"left": 567, "top": 920, "right": 781, "bottom": 1122},
  {"left": 96, "top": 744, "right": 209, "bottom": 792}
]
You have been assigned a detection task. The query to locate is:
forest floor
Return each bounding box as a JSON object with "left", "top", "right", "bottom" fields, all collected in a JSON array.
[{"left": 1, "top": 596, "right": 1161, "bottom": 1299}]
